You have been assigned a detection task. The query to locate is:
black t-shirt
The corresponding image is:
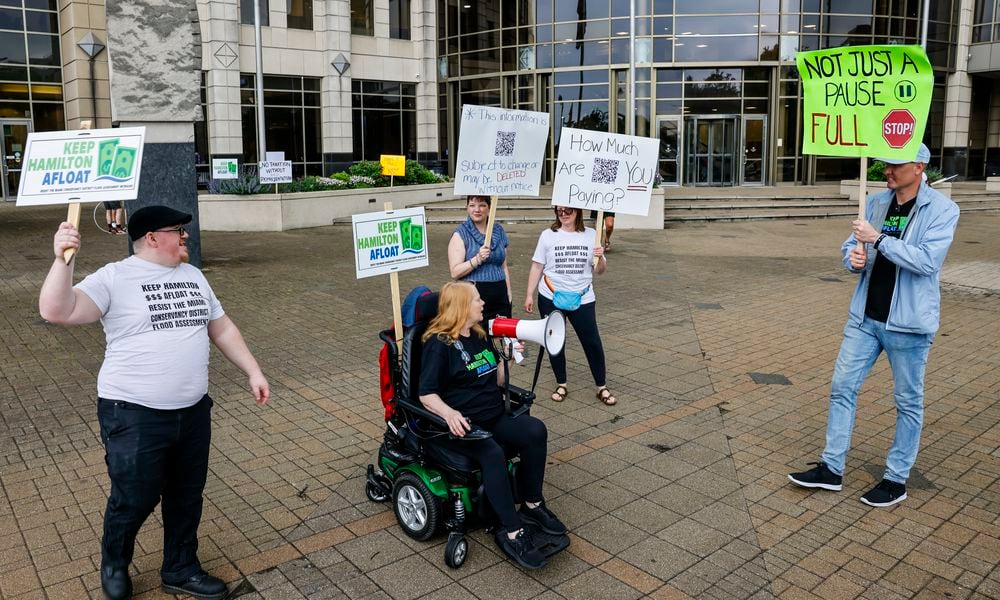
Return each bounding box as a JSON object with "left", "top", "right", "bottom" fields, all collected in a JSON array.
[
  {"left": 865, "top": 197, "right": 916, "bottom": 323},
  {"left": 419, "top": 333, "right": 504, "bottom": 424}
]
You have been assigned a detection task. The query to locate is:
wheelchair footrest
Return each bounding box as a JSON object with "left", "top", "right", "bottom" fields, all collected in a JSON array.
[{"left": 524, "top": 523, "right": 570, "bottom": 558}]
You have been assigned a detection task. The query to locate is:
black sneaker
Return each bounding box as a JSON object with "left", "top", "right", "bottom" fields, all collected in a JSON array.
[
  {"left": 788, "top": 462, "right": 843, "bottom": 491},
  {"left": 519, "top": 501, "right": 567, "bottom": 535},
  {"left": 100, "top": 565, "right": 132, "bottom": 600},
  {"left": 161, "top": 571, "right": 227, "bottom": 600},
  {"left": 495, "top": 528, "right": 546, "bottom": 570},
  {"left": 860, "top": 479, "right": 907, "bottom": 507}
]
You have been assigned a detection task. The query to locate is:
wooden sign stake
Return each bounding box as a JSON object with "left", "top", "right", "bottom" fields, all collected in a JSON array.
[
  {"left": 858, "top": 156, "right": 868, "bottom": 251},
  {"left": 384, "top": 201, "right": 404, "bottom": 354},
  {"left": 593, "top": 209, "right": 605, "bottom": 266},
  {"left": 483, "top": 196, "right": 498, "bottom": 248}
]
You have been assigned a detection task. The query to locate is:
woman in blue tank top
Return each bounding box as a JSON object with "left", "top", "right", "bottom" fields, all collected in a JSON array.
[{"left": 448, "top": 195, "right": 512, "bottom": 323}]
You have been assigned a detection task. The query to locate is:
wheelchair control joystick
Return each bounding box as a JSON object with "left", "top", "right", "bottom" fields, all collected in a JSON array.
[{"left": 459, "top": 426, "right": 493, "bottom": 440}]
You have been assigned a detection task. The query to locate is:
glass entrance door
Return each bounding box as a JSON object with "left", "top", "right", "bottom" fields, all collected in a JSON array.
[
  {"left": 2, "top": 120, "right": 32, "bottom": 201},
  {"left": 656, "top": 116, "right": 681, "bottom": 186},
  {"left": 684, "top": 116, "right": 737, "bottom": 186},
  {"left": 742, "top": 116, "right": 766, "bottom": 185}
]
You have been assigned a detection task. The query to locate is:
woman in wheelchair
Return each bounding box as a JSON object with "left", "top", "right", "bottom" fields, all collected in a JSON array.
[{"left": 418, "top": 281, "right": 566, "bottom": 570}]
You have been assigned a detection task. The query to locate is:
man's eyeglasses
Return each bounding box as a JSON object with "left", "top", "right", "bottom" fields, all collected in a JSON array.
[
  {"left": 556, "top": 208, "right": 576, "bottom": 215},
  {"left": 154, "top": 226, "right": 186, "bottom": 235}
]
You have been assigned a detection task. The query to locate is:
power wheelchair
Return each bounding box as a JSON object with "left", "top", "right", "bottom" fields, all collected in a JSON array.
[{"left": 365, "top": 290, "right": 569, "bottom": 568}]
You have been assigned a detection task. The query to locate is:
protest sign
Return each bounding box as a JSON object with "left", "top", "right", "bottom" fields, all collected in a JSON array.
[
  {"left": 15, "top": 127, "right": 146, "bottom": 207},
  {"left": 796, "top": 45, "right": 933, "bottom": 160},
  {"left": 258, "top": 161, "right": 292, "bottom": 184},
  {"left": 352, "top": 207, "right": 429, "bottom": 279},
  {"left": 551, "top": 127, "right": 658, "bottom": 216},
  {"left": 453, "top": 105, "right": 549, "bottom": 197},
  {"left": 212, "top": 158, "right": 238, "bottom": 179},
  {"left": 380, "top": 155, "right": 406, "bottom": 177}
]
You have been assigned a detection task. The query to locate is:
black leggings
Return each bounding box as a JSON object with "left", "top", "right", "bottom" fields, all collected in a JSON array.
[
  {"left": 440, "top": 413, "right": 547, "bottom": 532},
  {"left": 538, "top": 295, "right": 606, "bottom": 387}
]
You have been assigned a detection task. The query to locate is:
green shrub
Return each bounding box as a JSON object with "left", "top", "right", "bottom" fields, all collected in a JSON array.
[
  {"left": 867, "top": 160, "right": 887, "bottom": 182},
  {"left": 401, "top": 160, "right": 446, "bottom": 185},
  {"left": 209, "top": 165, "right": 262, "bottom": 194},
  {"left": 348, "top": 161, "right": 390, "bottom": 187}
]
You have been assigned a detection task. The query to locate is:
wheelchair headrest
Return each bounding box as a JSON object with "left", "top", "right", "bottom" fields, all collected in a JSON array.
[{"left": 414, "top": 292, "right": 439, "bottom": 325}]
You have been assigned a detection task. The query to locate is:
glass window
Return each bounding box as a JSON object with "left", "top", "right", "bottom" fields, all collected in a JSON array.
[
  {"left": 0, "top": 65, "right": 27, "bottom": 81},
  {"left": 26, "top": 34, "right": 58, "bottom": 66},
  {"left": 352, "top": 0, "right": 373, "bottom": 35},
  {"left": 287, "top": 0, "right": 312, "bottom": 30},
  {"left": 0, "top": 31, "right": 26, "bottom": 63},
  {"left": 675, "top": 0, "right": 752, "bottom": 13},
  {"left": 240, "top": 0, "right": 270, "bottom": 26},
  {"left": 0, "top": 7, "right": 24, "bottom": 30},
  {"left": 239, "top": 74, "right": 322, "bottom": 171},
  {"left": 390, "top": 0, "right": 410, "bottom": 39},
  {"left": 31, "top": 101, "right": 62, "bottom": 130},
  {"left": 25, "top": 10, "right": 57, "bottom": 32},
  {"left": 675, "top": 16, "right": 758, "bottom": 35},
  {"left": 352, "top": 79, "right": 418, "bottom": 161},
  {"left": 24, "top": 0, "right": 57, "bottom": 10}
]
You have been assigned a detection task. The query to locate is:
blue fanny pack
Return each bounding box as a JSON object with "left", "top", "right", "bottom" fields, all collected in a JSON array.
[{"left": 544, "top": 275, "right": 589, "bottom": 311}]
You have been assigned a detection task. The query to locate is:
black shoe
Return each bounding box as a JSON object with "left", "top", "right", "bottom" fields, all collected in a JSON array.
[
  {"left": 860, "top": 479, "right": 907, "bottom": 507},
  {"left": 788, "top": 462, "right": 843, "bottom": 491},
  {"left": 161, "top": 571, "right": 227, "bottom": 600},
  {"left": 519, "top": 501, "right": 567, "bottom": 535},
  {"left": 495, "top": 528, "right": 546, "bottom": 570},
  {"left": 101, "top": 565, "right": 132, "bottom": 600}
]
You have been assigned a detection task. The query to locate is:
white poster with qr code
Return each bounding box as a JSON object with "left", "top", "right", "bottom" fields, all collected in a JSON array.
[
  {"left": 551, "top": 127, "right": 659, "bottom": 216},
  {"left": 453, "top": 105, "right": 550, "bottom": 197}
]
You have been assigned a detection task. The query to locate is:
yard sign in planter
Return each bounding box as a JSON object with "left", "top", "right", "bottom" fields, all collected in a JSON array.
[
  {"left": 796, "top": 45, "right": 933, "bottom": 160},
  {"left": 258, "top": 161, "right": 293, "bottom": 185},
  {"left": 453, "top": 105, "right": 550, "bottom": 197},
  {"left": 352, "top": 207, "right": 429, "bottom": 279},
  {"left": 551, "top": 127, "right": 659, "bottom": 216},
  {"left": 15, "top": 127, "right": 146, "bottom": 206}
]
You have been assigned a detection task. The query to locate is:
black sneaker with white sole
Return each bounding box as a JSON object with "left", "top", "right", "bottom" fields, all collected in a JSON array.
[
  {"left": 860, "top": 479, "right": 907, "bottom": 507},
  {"left": 788, "top": 461, "right": 843, "bottom": 491},
  {"left": 518, "top": 501, "right": 567, "bottom": 536}
]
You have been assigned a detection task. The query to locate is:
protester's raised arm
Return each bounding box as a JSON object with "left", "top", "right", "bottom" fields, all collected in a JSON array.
[{"left": 38, "top": 223, "right": 102, "bottom": 325}]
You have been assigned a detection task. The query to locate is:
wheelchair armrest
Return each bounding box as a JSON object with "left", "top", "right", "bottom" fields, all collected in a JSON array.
[
  {"left": 505, "top": 383, "right": 535, "bottom": 416},
  {"left": 395, "top": 397, "right": 493, "bottom": 440}
]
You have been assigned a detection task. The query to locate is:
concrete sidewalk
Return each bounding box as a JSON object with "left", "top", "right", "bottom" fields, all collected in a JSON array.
[{"left": 0, "top": 206, "right": 997, "bottom": 599}]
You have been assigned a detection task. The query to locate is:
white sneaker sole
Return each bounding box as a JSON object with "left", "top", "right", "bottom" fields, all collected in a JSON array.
[
  {"left": 860, "top": 492, "right": 907, "bottom": 507},
  {"left": 788, "top": 474, "right": 843, "bottom": 491}
]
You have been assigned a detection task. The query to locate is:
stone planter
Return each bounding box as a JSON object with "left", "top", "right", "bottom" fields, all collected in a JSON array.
[
  {"left": 840, "top": 179, "right": 951, "bottom": 201},
  {"left": 614, "top": 188, "right": 665, "bottom": 230},
  {"left": 198, "top": 182, "right": 458, "bottom": 231}
]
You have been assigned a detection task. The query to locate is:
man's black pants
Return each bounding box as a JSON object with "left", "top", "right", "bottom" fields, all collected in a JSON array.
[{"left": 97, "top": 395, "right": 212, "bottom": 583}]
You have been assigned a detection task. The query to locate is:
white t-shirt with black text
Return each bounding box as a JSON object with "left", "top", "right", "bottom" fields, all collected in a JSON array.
[
  {"left": 531, "top": 227, "right": 598, "bottom": 304},
  {"left": 76, "top": 255, "right": 225, "bottom": 409}
]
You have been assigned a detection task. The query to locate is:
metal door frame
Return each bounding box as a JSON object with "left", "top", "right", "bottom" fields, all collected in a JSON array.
[
  {"left": 655, "top": 115, "right": 683, "bottom": 186},
  {"left": 1, "top": 119, "right": 33, "bottom": 201},
  {"left": 684, "top": 115, "right": 738, "bottom": 187},
  {"left": 741, "top": 115, "right": 768, "bottom": 186}
]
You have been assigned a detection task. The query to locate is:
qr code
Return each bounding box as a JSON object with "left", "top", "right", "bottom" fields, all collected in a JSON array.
[
  {"left": 494, "top": 131, "right": 516, "bottom": 156},
  {"left": 591, "top": 158, "right": 619, "bottom": 184}
]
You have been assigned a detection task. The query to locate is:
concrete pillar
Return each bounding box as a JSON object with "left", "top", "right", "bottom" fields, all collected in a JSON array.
[
  {"left": 413, "top": 0, "right": 441, "bottom": 169},
  {"left": 941, "top": 0, "right": 974, "bottom": 177},
  {"left": 322, "top": 0, "right": 354, "bottom": 173},
  {"left": 106, "top": 0, "right": 203, "bottom": 266},
  {"left": 60, "top": 0, "right": 111, "bottom": 129},
  {"left": 198, "top": 0, "right": 244, "bottom": 163}
]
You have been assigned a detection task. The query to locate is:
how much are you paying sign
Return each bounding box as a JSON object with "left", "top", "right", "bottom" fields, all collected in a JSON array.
[{"left": 796, "top": 45, "right": 932, "bottom": 160}]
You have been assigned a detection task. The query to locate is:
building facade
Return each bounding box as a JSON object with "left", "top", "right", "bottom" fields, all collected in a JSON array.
[{"left": 0, "top": 0, "right": 996, "bottom": 200}]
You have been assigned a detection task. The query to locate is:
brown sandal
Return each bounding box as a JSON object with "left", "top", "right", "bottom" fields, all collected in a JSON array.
[
  {"left": 597, "top": 387, "right": 617, "bottom": 406},
  {"left": 551, "top": 384, "right": 568, "bottom": 402}
]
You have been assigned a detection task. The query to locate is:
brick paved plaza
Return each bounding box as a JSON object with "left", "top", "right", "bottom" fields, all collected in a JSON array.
[{"left": 1, "top": 205, "right": 997, "bottom": 599}]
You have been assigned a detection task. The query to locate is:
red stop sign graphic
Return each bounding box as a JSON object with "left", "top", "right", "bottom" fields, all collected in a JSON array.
[{"left": 882, "top": 109, "right": 915, "bottom": 149}]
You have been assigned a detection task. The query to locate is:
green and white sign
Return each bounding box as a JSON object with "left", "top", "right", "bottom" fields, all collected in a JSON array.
[
  {"left": 15, "top": 127, "right": 145, "bottom": 207},
  {"left": 212, "top": 158, "right": 238, "bottom": 179},
  {"left": 796, "top": 45, "right": 933, "bottom": 160},
  {"left": 352, "top": 207, "right": 429, "bottom": 279}
]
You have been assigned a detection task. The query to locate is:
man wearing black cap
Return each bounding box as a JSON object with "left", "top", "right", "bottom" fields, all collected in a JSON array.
[
  {"left": 39, "top": 206, "right": 270, "bottom": 600},
  {"left": 788, "top": 144, "right": 960, "bottom": 508}
]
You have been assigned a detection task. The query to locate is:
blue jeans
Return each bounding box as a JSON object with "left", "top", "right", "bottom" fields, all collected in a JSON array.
[
  {"left": 821, "top": 318, "right": 933, "bottom": 484},
  {"left": 98, "top": 395, "right": 212, "bottom": 583}
]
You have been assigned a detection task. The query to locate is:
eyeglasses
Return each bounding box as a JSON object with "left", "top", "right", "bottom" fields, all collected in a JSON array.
[
  {"left": 556, "top": 208, "right": 576, "bottom": 215},
  {"left": 154, "top": 226, "right": 186, "bottom": 235},
  {"left": 452, "top": 340, "right": 472, "bottom": 363}
]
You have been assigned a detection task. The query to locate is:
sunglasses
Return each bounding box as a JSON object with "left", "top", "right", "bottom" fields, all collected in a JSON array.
[
  {"left": 556, "top": 208, "right": 576, "bottom": 215},
  {"left": 154, "top": 226, "right": 186, "bottom": 235}
]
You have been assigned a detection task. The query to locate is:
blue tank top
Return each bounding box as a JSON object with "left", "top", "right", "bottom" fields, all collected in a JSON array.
[{"left": 455, "top": 218, "right": 508, "bottom": 283}]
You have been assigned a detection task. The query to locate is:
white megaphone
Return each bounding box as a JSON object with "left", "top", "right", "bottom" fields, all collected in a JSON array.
[{"left": 489, "top": 312, "right": 566, "bottom": 356}]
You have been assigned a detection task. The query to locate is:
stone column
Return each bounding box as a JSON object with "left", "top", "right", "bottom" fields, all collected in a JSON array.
[
  {"left": 199, "top": 0, "right": 244, "bottom": 170},
  {"left": 322, "top": 0, "right": 354, "bottom": 174},
  {"left": 413, "top": 0, "right": 441, "bottom": 171},
  {"left": 940, "top": 0, "right": 974, "bottom": 177},
  {"left": 106, "top": 0, "right": 204, "bottom": 266},
  {"left": 60, "top": 0, "right": 110, "bottom": 129}
]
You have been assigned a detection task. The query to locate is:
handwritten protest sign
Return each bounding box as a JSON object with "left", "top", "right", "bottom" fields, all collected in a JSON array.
[
  {"left": 551, "top": 128, "right": 658, "bottom": 216},
  {"left": 454, "top": 105, "right": 549, "bottom": 197},
  {"left": 352, "top": 207, "right": 429, "bottom": 279},
  {"left": 796, "top": 45, "right": 933, "bottom": 160},
  {"left": 258, "top": 161, "right": 292, "bottom": 184},
  {"left": 15, "top": 127, "right": 146, "bottom": 206},
  {"left": 380, "top": 155, "right": 406, "bottom": 177}
]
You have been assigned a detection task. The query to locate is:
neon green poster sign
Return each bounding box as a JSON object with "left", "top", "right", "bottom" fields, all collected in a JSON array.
[{"left": 796, "top": 45, "right": 933, "bottom": 160}]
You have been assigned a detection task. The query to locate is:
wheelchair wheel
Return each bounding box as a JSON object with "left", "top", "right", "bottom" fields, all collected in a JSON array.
[
  {"left": 366, "top": 481, "right": 389, "bottom": 502},
  {"left": 444, "top": 532, "right": 468, "bottom": 569},
  {"left": 392, "top": 472, "right": 441, "bottom": 541}
]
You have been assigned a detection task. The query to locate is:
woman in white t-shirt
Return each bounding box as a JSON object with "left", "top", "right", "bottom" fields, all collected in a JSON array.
[{"left": 524, "top": 206, "right": 616, "bottom": 406}]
